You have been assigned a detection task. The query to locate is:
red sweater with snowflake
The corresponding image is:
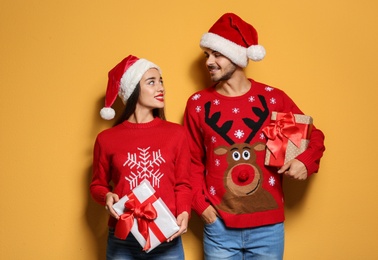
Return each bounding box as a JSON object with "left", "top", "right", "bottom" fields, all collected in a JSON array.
[
  {"left": 90, "top": 118, "right": 192, "bottom": 228},
  {"left": 184, "top": 79, "right": 325, "bottom": 228}
]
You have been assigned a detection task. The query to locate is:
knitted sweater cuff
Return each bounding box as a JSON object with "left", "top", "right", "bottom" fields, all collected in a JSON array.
[
  {"left": 296, "top": 152, "right": 319, "bottom": 176},
  {"left": 193, "top": 198, "right": 211, "bottom": 216}
]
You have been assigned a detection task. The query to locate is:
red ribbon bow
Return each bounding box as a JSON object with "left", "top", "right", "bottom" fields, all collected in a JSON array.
[
  {"left": 262, "top": 112, "right": 303, "bottom": 159},
  {"left": 115, "top": 196, "right": 157, "bottom": 251}
]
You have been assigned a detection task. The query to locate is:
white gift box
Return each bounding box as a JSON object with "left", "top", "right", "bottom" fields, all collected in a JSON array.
[{"left": 112, "top": 180, "right": 179, "bottom": 252}]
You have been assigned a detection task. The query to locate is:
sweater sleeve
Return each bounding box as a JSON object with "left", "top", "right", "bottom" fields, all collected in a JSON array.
[
  {"left": 295, "top": 125, "right": 325, "bottom": 176},
  {"left": 173, "top": 127, "right": 193, "bottom": 216},
  {"left": 90, "top": 135, "right": 113, "bottom": 206},
  {"left": 183, "top": 101, "right": 210, "bottom": 216}
]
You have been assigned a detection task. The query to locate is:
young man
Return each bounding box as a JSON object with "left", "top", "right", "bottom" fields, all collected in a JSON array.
[{"left": 184, "top": 13, "right": 325, "bottom": 259}]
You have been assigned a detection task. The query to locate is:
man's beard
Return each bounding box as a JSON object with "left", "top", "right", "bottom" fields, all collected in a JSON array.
[{"left": 210, "top": 64, "right": 237, "bottom": 82}]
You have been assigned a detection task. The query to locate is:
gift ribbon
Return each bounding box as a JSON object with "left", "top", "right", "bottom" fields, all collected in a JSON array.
[
  {"left": 115, "top": 193, "right": 157, "bottom": 251},
  {"left": 114, "top": 193, "right": 166, "bottom": 250},
  {"left": 262, "top": 112, "right": 303, "bottom": 159}
]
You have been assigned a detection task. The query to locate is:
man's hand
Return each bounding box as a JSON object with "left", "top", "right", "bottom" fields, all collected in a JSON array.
[
  {"left": 201, "top": 205, "right": 218, "bottom": 224},
  {"left": 278, "top": 159, "right": 308, "bottom": 180}
]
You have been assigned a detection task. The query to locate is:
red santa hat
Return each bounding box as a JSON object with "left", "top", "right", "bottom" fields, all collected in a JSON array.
[
  {"left": 200, "top": 13, "right": 265, "bottom": 67},
  {"left": 100, "top": 55, "right": 161, "bottom": 120}
]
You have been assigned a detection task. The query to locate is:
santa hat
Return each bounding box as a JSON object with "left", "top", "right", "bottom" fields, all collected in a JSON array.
[
  {"left": 200, "top": 13, "right": 265, "bottom": 67},
  {"left": 100, "top": 55, "right": 161, "bottom": 120}
]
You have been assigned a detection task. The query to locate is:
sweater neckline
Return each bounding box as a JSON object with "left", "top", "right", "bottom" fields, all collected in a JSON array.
[
  {"left": 121, "top": 117, "right": 162, "bottom": 129},
  {"left": 210, "top": 79, "right": 255, "bottom": 100}
]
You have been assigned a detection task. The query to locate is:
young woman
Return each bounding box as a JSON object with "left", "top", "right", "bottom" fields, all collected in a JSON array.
[{"left": 90, "top": 55, "right": 192, "bottom": 260}]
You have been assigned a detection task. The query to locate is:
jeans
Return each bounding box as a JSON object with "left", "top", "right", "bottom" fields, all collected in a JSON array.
[
  {"left": 203, "top": 218, "right": 284, "bottom": 260},
  {"left": 106, "top": 228, "right": 184, "bottom": 260}
]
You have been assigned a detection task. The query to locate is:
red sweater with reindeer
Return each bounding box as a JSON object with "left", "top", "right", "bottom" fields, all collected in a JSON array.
[
  {"left": 90, "top": 118, "right": 192, "bottom": 228},
  {"left": 184, "top": 79, "right": 325, "bottom": 228}
]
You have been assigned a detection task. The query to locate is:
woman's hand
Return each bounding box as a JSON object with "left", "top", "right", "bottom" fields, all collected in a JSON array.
[
  {"left": 167, "top": 211, "right": 189, "bottom": 242},
  {"left": 105, "top": 192, "right": 120, "bottom": 219}
]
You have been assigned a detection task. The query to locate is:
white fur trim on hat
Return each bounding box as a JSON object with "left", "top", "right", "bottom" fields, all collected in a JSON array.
[
  {"left": 201, "top": 32, "right": 249, "bottom": 67},
  {"left": 119, "top": 59, "right": 161, "bottom": 103}
]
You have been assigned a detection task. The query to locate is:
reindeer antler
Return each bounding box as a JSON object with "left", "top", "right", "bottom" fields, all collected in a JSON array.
[
  {"left": 243, "top": 95, "right": 269, "bottom": 143},
  {"left": 205, "top": 101, "right": 235, "bottom": 145},
  {"left": 205, "top": 95, "right": 269, "bottom": 145}
]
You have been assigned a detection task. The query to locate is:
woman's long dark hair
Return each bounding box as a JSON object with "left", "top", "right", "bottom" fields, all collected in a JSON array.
[{"left": 113, "top": 83, "right": 166, "bottom": 126}]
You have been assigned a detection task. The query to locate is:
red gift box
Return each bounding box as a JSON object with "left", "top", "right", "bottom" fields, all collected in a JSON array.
[
  {"left": 262, "top": 112, "right": 313, "bottom": 167},
  {"left": 112, "top": 180, "right": 179, "bottom": 252}
]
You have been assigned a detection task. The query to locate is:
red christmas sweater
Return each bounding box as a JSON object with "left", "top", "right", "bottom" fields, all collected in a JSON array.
[
  {"left": 90, "top": 118, "right": 192, "bottom": 228},
  {"left": 184, "top": 79, "right": 325, "bottom": 228}
]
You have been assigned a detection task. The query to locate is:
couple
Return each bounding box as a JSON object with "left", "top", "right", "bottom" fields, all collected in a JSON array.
[{"left": 90, "top": 13, "right": 325, "bottom": 260}]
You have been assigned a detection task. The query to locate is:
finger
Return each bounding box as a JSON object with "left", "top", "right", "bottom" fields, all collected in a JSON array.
[
  {"left": 105, "top": 204, "right": 119, "bottom": 219},
  {"left": 284, "top": 171, "right": 294, "bottom": 179},
  {"left": 109, "top": 208, "right": 120, "bottom": 219},
  {"left": 278, "top": 164, "right": 289, "bottom": 174},
  {"left": 167, "top": 232, "right": 179, "bottom": 242},
  {"left": 105, "top": 203, "right": 112, "bottom": 211}
]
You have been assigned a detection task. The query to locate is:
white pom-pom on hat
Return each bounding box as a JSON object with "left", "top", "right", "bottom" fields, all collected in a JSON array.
[
  {"left": 247, "top": 45, "right": 266, "bottom": 61},
  {"left": 100, "top": 107, "right": 115, "bottom": 120}
]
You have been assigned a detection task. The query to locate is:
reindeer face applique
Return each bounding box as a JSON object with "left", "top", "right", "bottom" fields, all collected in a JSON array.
[
  {"left": 214, "top": 143, "right": 265, "bottom": 197},
  {"left": 205, "top": 97, "right": 278, "bottom": 214}
]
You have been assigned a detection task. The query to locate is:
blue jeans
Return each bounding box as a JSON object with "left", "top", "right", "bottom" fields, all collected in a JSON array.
[
  {"left": 106, "top": 228, "right": 184, "bottom": 260},
  {"left": 203, "top": 218, "right": 284, "bottom": 260}
]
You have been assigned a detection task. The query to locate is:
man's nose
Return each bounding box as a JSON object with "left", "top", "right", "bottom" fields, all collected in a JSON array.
[{"left": 206, "top": 55, "right": 215, "bottom": 66}]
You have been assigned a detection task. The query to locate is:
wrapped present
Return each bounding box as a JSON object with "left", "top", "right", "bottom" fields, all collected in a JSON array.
[
  {"left": 262, "top": 112, "right": 313, "bottom": 167},
  {"left": 112, "top": 180, "right": 179, "bottom": 252}
]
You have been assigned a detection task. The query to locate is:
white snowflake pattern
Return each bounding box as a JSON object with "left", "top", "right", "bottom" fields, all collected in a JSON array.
[
  {"left": 265, "top": 86, "right": 274, "bottom": 92},
  {"left": 259, "top": 132, "right": 265, "bottom": 140},
  {"left": 215, "top": 159, "right": 220, "bottom": 166},
  {"left": 248, "top": 96, "right": 256, "bottom": 102},
  {"left": 192, "top": 93, "right": 201, "bottom": 100},
  {"left": 209, "top": 186, "right": 216, "bottom": 195},
  {"left": 268, "top": 176, "right": 276, "bottom": 186},
  {"left": 234, "top": 129, "right": 245, "bottom": 139},
  {"left": 270, "top": 97, "right": 276, "bottom": 104},
  {"left": 232, "top": 107, "right": 240, "bottom": 114},
  {"left": 123, "top": 147, "right": 165, "bottom": 189},
  {"left": 213, "top": 99, "right": 220, "bottom": 105},
  {"left": 211, "top": 136, "right": 217, "bottom": 143},
  {"left": 195, "top": 105, "right": 202, "bottom": 113}
]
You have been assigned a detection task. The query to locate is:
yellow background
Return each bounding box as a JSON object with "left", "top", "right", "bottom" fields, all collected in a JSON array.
[{"left": 1, "top": 0, "right": 377, "bottom": 259}]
